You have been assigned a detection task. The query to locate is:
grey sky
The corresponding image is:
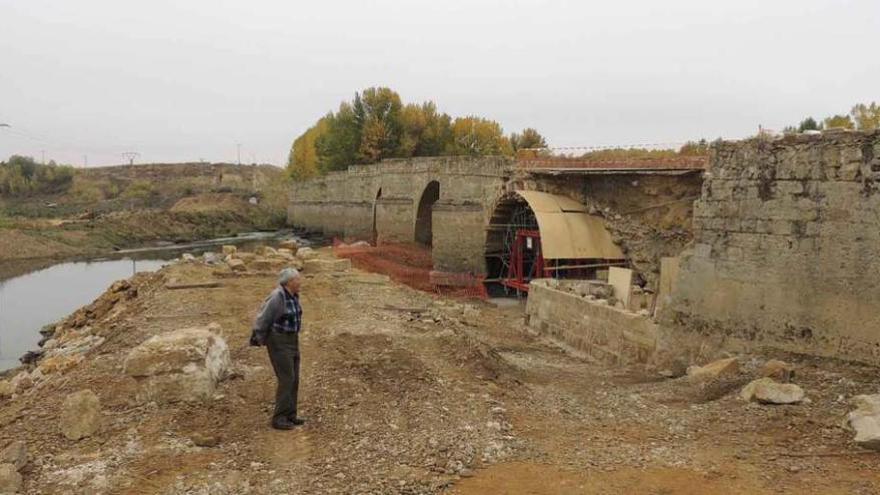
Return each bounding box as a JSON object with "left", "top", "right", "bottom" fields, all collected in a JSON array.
[{"left": 0, "top": 0, "right": 877, "bottom": 167}]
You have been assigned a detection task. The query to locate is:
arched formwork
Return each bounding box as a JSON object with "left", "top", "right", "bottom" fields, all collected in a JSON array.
[{"left": 485, "top": 190, "right": 625, "bottom": 292}]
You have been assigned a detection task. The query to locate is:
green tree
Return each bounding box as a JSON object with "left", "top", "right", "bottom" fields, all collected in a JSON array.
[
  {"left": 315, "top": 103, "right": 361, "bottom": 173},
  {"left": 446, "top": 117, "right": 513, "bottom": 156},
  {"left": 823, "top": 114, "right": 855, "bottom": 130},
  {"left": 851, "top": 102, "right": 880, "bottom": 130},
  {"left": 510, "top": 128, "right": 548, "bottom": 152},
  {"left": 798, "top": 117, "right": 822, "bottom": 132}
]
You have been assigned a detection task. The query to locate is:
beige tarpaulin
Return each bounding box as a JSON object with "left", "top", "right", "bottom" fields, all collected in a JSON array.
[{"left": 515, "top": 190, "right": 625, "bottom": 260}]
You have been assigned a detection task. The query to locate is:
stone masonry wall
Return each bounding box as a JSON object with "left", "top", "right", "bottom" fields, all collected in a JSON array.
[
  {"left": 665, "top": 130, "right": 880, "bottom": 365},
  {"left": 526, "top": 279, "right": 659, "bottom": 364}
]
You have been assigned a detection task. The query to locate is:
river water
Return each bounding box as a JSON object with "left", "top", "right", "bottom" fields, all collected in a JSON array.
[{"left": 0, "top": 231, "right": 309, "bottom": 372}]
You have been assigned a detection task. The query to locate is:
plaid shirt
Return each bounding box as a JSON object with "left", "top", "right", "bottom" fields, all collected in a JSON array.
[{"left": 273, "top": 286, "right": 302, "bottom": 334}]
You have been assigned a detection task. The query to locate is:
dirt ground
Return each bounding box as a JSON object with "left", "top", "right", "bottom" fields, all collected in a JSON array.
[{"left": 1, "top": 249, "right": 878, "bottom": 494}]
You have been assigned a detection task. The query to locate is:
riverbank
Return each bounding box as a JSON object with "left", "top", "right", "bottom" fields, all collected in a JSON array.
[{"left": 0, "top": 247, "right": 877, "bottom": 494}]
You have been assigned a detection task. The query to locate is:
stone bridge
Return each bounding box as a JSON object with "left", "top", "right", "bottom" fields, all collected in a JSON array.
[{"left": 287, "top": 156, "right": 703, "bottom": 280}]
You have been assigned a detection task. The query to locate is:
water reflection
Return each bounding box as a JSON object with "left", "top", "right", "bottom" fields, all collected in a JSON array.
[{"left": 0, "top": 258, "right": 167, "bottom": 371}]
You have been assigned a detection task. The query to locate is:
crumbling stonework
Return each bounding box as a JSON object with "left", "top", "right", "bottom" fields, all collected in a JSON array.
[
  {"left": 665, "top": 130, "right": 880, "bottom": 365},
  {"left": 526, "top": 279, "right": 658, "bottom": 363}
]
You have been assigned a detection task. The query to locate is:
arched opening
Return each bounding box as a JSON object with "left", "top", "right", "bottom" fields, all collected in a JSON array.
[
  {"left": 414, "top": 181, "right": 440, "bottom": 246},
  {"left": 372, "top": 188, "right": 382, "bottom": 244},
  {"left": 484, "top": 190, "right": 626, "bottom": 296},
  {"left": 485, "top": 193, "right": 539, "bottom": 294}
]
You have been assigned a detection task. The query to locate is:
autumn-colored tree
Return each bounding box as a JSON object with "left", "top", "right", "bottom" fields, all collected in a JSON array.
[
  {"left": 287, "top": 87, "right": 542, "bottom": 179},
  {"left": 851, "top": 102, "right": 880, "bottom": 130},
  {"left": 447, "top": 116, "right": 513, "bottom": 156},
  {"left": 353, "top": 87, "right": 403, "bottom": 163},
  {"left": 397, "top": 102, "right": 452, "bottom": 157},
  {"left": 823, "top": 114, "right": 855, "bottom": 130},
  {"left": 287, "top": 117, "right": 329, "bottom": 181}
]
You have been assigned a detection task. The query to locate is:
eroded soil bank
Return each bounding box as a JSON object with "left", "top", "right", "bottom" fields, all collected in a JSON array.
[{"left": 0, "top": 249, "right": 878, "bottom": 494}]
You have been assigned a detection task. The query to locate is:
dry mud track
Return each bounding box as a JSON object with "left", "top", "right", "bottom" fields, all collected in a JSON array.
[{"left": 2, "top": 255, "right": 878, "bottom": 494}]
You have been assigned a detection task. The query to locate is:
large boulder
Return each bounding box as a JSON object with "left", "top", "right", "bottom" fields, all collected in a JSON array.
[
  {"left": 303, "top": 258, "right": 351, "bottom": 273},
  {"left": 296, "top": 247, "right": 317, "bottom": 260},
  {"left": 226, "top": 258, "right": 247, "bottom": 272},
  {"left": 278, "top": 240, "right": 299, "bottom": 254},
  {"left": 61, "top": 389, "right": 101, "bottom": 440},
  {"left": 0, "top": 380, "right": 13, "bottom": 399},
  {"left": 759, "top": 359, "right": 796, "bottom": 382},
  {"left": 0, "top": 463, "right": 22, "bottom": 493},
  {"left": 1, "top": 441, "right": 27, "bottom": 470},
  {"left": 255, "top": 246, "right": 277, "bottom": 257},
  {"left": 123, "top": 324, "right": 230, "bottom": 404},
  {"left": 221, "top": 245, "right": 237, "bottom": 255},
  {"left": 686, "top": 357, "right": 740, "bottom": 381},
  {"left": 740, "top": 378, "right": 805, "bottom": 404},
  {"left": 847, "top": 394, "right": 880, "bottom": 451}
]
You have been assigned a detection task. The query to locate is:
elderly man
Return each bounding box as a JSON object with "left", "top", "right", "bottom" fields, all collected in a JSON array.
[{"left": 250, "top": 267, "right": 305, "bottom": 430}]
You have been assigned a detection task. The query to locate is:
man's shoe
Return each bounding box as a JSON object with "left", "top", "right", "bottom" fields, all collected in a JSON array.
[
  {"left": 271, "top": 418, "right": 295, "bottom": 430},
  {"left": 288, "top": 417, "right": 305, "bottom": 426}
]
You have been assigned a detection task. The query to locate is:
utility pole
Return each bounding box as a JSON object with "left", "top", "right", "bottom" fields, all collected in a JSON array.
[
  {"left": 41, "top": 150, "right": 46, "bottom": 165},
  {"left": 83, "top": 155, "right": 88, "bottom": 167},
  {"left": 236, "top": 143, "right": 242, "bottom": 166},
  {"left": 122, "top": 151, "right": 140, "bottom": 166}
]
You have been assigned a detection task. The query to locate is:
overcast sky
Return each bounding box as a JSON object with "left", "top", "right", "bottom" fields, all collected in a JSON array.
[{"left": 0, "top": 0, "right": 877, "bottom": 167}]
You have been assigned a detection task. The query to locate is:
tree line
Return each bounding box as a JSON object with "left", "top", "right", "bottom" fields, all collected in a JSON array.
[
  {"left": 785, "top": 102, "right": 879, "bottom": 133},
  {"left": 0, "top": 155, "right": 75, "bottom": 196},
  {"left": 287, "top": 87, "right": 547, "bottom": 180}
]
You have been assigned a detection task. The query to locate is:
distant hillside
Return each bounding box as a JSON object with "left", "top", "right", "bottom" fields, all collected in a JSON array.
[
  {"left": 0, "top": 162, "right": 292, "bottom": 265},
  {"left": 0, "top": 162, "right": 286, "bottom": 219}
]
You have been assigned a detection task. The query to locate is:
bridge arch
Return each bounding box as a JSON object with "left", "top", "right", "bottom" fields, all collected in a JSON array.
[{"left": 414, "top": 180, "right": 440, "bottom": 246}]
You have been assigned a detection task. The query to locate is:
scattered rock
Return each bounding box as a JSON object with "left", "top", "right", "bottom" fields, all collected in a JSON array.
[
  {"left": 202, "top": 252, "right": 221, "bottom": 264},
  {"left": 303, "top": 258, "right": 351, "bottom": 273},
  {"left": 235, "top": 252, "right": 257, "bottom": 262},
  {"left": 0, "top": 463, "right": 22, "bottom": 493},
  {"left": 61, "top": 389, "right": 101, "bottom": 440},
  {"left": 687, "top": 357, "right": 740, "bottom": 381},
  {"left": 740, "top": 378, "right": 805, "bottom": 404},
  {"left": 123, "top": 324, "right": 231, "bottom": 403},
  {"left": 0, "top": 380, "right": 12, "bottom": 399},
  {"left": 10, "top": 372, "right": 33, "bottom": 392},
  {"left": 249, "top": 258, "right": 276, "bottom": 271},
  {"left": 255, "top": 246, "right": 277, "bottom": 257},
  {"left": 279, "top": 240, "right": 299, "bottom": 253},
  {"left": 38, "top": 354, "right": 84, "bottom": 375},
  {"left": 222, "top": 245, "right": 237, "bottom": 255},
  {"left": 181, "top": 253, "right": 196, "bottom": 262},
  {"left": 349, "top": 241, "right": 370, "bottom": 248},
  {"left": 190, "top": 432, "right": 221, "bottom": 448},
  {"left": 0, "top": 441, "right": 27, "bottom": 470},
  {"left": 227, "top": 258, "right": 247, "bottom": 272},
  {"left": 847, "top": 394, "right": 880, "bottom": 451},
  {"left": 760, "top": 359, "right": 796, "bottom": 383},
  {"left": 297, "top": 247, "right": 317, "bottom": 260}
]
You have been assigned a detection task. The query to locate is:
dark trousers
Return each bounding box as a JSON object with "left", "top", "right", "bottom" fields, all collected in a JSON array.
[{"left": 266, "top": 330, "right": 300, "bottom": 423}]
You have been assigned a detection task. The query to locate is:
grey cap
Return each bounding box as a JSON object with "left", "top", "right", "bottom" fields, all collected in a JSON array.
[{"left": 278, "top": 267, "right": 301, "bottom": 284}]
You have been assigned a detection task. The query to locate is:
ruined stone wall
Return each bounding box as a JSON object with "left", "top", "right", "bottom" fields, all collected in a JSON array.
[
  {"left": 526, "top": 279, "right": 658, "bottom": 363},
  {"left": 666, "top": 130, "right": 880, "bottom": 365}
]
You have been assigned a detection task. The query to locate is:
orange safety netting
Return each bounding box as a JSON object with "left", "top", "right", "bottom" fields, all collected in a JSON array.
[{"left": 332, "top": 239, "right": 487, "bottom": 300}]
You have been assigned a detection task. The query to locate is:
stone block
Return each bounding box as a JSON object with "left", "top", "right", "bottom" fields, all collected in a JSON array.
[
  {"left": 123, "top": 324, "right": 230, "bottom": 403},
  {"left": 61, "top": 389, "right": 101, "bottom": 440},
  {"left": 221, "top": 245, "right": 237, "bottom": 255}
]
